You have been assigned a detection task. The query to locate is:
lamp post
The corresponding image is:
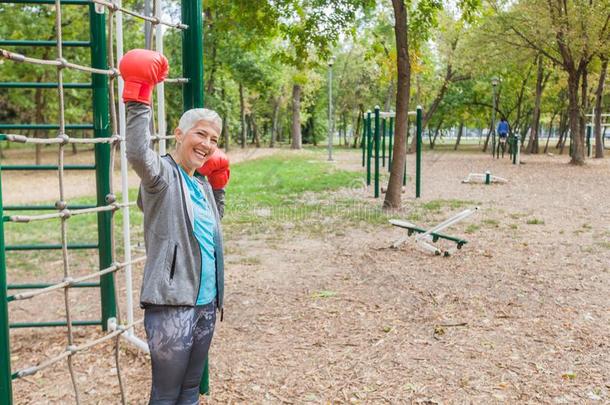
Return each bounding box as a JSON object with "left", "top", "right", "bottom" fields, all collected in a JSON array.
[
  {"left": 491, "top": 76, "right": 499, "bottom": 158},
  {"left": 327, "top": 57, "right": 334, "bottom": 161}
]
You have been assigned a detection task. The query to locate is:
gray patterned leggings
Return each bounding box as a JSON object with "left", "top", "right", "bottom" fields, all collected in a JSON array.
[{"left": 144, "top": 301, "right": 216, "bottom": 405}]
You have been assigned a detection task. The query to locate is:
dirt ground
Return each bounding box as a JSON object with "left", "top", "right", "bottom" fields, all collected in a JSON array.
[{"left": 5, "top": 147, "right": 610, "bottom": 404}]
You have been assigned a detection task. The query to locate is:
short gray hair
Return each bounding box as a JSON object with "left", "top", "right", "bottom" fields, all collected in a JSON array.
[{"left": 178, "top": 108, "right": 222, "bottom": 134}]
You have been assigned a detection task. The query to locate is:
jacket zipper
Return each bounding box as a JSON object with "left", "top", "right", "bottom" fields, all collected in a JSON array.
[{"left": 169, "top": 243, "right": 178, "bottom": 280}]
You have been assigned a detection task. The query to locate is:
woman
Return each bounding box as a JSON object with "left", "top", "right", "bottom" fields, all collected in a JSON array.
[{"left": 120, "top": 49, "right": 229, "bottom": 404}]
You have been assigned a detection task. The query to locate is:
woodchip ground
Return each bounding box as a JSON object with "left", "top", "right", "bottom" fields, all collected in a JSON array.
[{"left": 4, "top": 146, "right": 609, "bottom": 404}]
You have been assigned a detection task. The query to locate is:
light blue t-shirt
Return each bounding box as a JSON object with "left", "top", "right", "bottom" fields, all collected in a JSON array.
[{"left": 179, "top": 166, "right": 217, "bottom": 306}]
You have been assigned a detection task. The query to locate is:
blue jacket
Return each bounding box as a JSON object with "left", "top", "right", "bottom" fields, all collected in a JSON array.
[{"left": 497, "top": 121, "right": 509, "bottom": 134}]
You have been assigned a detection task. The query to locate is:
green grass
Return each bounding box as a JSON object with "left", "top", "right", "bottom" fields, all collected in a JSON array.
[
  {"left": 526, "top": 218, "right": 545, "bottom": 225},
  {"left": 465, "top": 224, "right": 481, "bottom": 234}
]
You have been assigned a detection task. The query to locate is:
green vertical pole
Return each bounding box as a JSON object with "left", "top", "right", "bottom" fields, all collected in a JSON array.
[
  {"left": 180, "top": 0, "right": 210, "bottom": 395},
  {"left": 0, "top": 167, "right": 13, "bottom": 404},
  {"left": 388, "top": 116, "right": 394, "bottom": 172},
  {"left": 485, "top": 171, "right": 491, "bottom": 185},
  {"left": 182, "top": 0, "right": 204, "bottom": 110},
  {"left": 374, "top": 106, "right": 380, "bottom": 198},
  {"left": 366, "top": 111, "right": 372, "bottom": 186},
  {"left": 361, "top": 114, "right": 365, "bottom": 167},
  {"left": 90, "top": 4, "right": 116, "bottom": 331},
  {"left": 416, "top": 106, "right": 423, "bottom": 198},
  {"left": 586, "top": 125, "right": 592, "bottom": 157},
  {"left": 381, "top": 118, "right": 386, "bottom": 167}
]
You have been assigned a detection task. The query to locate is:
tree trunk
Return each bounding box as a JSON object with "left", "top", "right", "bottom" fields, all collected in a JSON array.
[
  {"left": 526, "top": 54, "right": 544, "bottom": 154},
  {"left": 567, "top": 70, "right": 585, "bottom": 164},
  {"left": 291, "top": 83, "right": 302, "bottom": 150},
  {"left": 593, "top": 57, "right": 607, "bottom": 158},
  {"left": 239, "top": 83, "right": 246, "bottom": 148},
  {"left": 429, "top": 119, "right": 443, "bottom": 149},
  {"left": 353, "top": 107, "right": 363, "bottom": 148},
  {"left": 270, "top": 96, "right": 280, "bottom": 148},
  {"left": 454, "top": 121, "right": 464, "bottom": 150},
  {"left": 384, "top": 0, "right": 410, "bottom": 210},
  {"left": 222, "top": 114, "right": 229, "bottom": 152},
  {"left": 482, "top": 119, "right": 493, "bottom": 152},
  {"left": 250, "top": 113, "right": 260, "bottom": 147},
  {"left": 580, "top": 66, "right": 588, "bottom": 156},
  {"left": 543, "top": 113, "right": 556, "bottom": 154}
]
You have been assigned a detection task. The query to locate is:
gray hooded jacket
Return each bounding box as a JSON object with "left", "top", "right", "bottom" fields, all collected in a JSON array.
[{"left": 125, "top": 102, "right": 225, "bottom": 311}]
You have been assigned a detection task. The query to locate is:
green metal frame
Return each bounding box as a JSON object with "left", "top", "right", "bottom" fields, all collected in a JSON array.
[
  {"left": 388, "top": 117, "right": 394, "bottom": 172},
  {"left": 0, "top": 3, "right": 118, "bottom": 402},
  {"left": 381, "top": 118, "right": 386, "bottom": 168},
  {"left": 366, "top": 111, "right": 372, "bottom": 186},
  {"left": 0, "top": 165, "right": 13, "bottom": 405},
  {"left": 10, "top": 320, "right": 102, "bottom": 329},
  {"left": 361, "top": 115, "right": 366, "bottom": 167},
  {"left": 0, "top": 124, "right": 93, "bottom": 130},
  {"left": 0, "top": 82, "right": 92, "bottom": 89},
  {"left": 391, "top": 222, "right": 468, "bottom": 247},
  {"left": 178, "top": 0, "right": 209, "bottom": 394},
  {"left": 374, "top": 107, "right": 380, "bottom": 198},
  {"left": 0, "top": 40, "right": 90, "bottom": 47},
  {"left": 0, "top": 164, "right": 95, "bottom": 171},
  {"left": 2, "top": 0, "right": 208, "bottom": 400},
  {"left": 89, "top": 3, "right": 116, "bottom": 332},
  {"left": 415, "top": 107, "right": 422, "bottom": 198}
]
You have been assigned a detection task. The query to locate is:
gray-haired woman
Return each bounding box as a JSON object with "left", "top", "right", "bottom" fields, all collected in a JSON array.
[{"left": 120, "top": 49, "right": 229, "bottom": 404}]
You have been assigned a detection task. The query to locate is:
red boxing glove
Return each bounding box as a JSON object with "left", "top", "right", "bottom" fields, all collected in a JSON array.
[
  {"left": 119, "top": 49, "right": 168, "bottom": 105},
  {"left": 197, "top": 150, "right": 230, "bottom": 190}
]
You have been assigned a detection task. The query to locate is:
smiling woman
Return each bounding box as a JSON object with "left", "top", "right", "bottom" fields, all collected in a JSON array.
[
  {"left": 174, "top": 109, "right": 222, "bottom": 176},
  {"left": 120, "top": 48, "right": 229, "bottom": 404}
]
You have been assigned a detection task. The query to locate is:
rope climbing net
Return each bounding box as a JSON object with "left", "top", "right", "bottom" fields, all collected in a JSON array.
[{"left": 0, "top": 0, "right": 197, "bottom": 403}]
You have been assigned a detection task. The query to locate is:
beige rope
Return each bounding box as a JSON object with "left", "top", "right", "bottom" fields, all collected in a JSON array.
[
  {"left": 92, "top": 0, "right": 187, "bottom": 30},
  {"left": 13, "top": 319, "right": 144, "bottom": 379},
  {"left": 53, "top": 1, "right": 81, "bottom": 402},
  {"left": 0, "top": 49, "right": 117, "bottom": 76},
  {"left": 1, "top": 134, "right": 121, "bottom": 145},
  {"left": 106, "top": 8, "right": 128, "bottom": 404},
  {"left": 9, "top": 257, "right": 146, "bottom": 301},
  {"left": 7, "top": 202, "right": 138, "bottom": 223}
]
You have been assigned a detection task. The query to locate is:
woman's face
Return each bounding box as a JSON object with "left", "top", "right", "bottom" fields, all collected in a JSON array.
[{"left": 175, "top": 119, "right": 220, "bottom": 173}]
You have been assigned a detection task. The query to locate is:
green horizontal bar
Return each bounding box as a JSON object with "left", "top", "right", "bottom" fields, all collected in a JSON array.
[
  {"left": 1, "top": 164, "right": 95, "bottom": 170},
  {"left": 9, "top": 320, "right": 101, "bottom": 329},
  {"left": 8, "top": 282, "right": 99, "bottom": 290},
  {"left": 4, "top": 204, "right": 96, "bottom": 211},
  {"left": 6, "top": 243, "right": 98, "bottom": 251},
  {"left": 405, "top": 226, "right": 467, "bottom": 245},
  {"left": 0, "top": 82, "right": 92, "bottom": 89},
  {"left": 0, "top": 0, "right": 89, "bottom": 4},
  {"left": 0, "top": 40, "right": 90, "bottom": 47},
  {"left": 0, "top": 124, "right": 93, "bottom": 130}
]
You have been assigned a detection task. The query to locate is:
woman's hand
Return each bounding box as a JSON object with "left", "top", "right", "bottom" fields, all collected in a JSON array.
[{"left": 119, "top": 49, "right": 168, "bottom": 105}]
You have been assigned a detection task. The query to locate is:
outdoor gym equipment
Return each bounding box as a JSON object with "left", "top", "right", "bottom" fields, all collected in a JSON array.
[
  {"left": 389, "top": 207, "right": 478, "bottom": 257},
  {"left": 361, "top": 106, "right": 423, "bottom": 198},
  {"left": 0, "top": 1, "right": 209, "bottom": 403},
  {"left": 462, "top": 171, "right": 508, "bottom": 184},
  {"left": 586, "top": 111, "right": 610, "bottom": 156},
  {"left": 507, "top": 134, "right": 520, "bottom": 165}
]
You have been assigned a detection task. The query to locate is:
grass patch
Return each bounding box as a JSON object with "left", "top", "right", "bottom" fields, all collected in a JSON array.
[
  {"left": 465, "top": 224, "right": 480, "bottom": 234},
  {"left": 311, "top": 290, "right": 337, "bottom": 299},
  {"left": 482, "top": 219, "right": 500, "bottom": 228},
  {"left": 526, "top": 218, "right": 545, "bottom": 225}
]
